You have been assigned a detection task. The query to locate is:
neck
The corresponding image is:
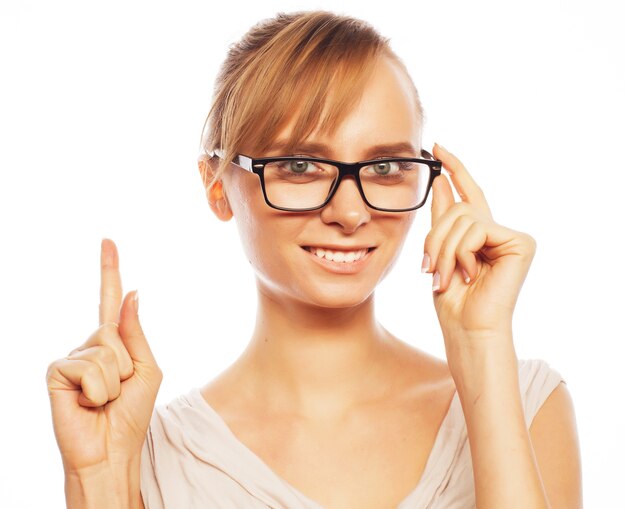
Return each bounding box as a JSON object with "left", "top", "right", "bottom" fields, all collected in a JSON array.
[{"left": 232, "top": 283, "right": 397, "bottom": 420}]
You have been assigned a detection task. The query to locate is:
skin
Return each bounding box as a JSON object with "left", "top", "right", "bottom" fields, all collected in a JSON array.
[
  {"left": 46, "top": 56, "right": 581, "bottom": 508},
  {"left": 200, "top": 55, "right": 583, "bottom": 507}
]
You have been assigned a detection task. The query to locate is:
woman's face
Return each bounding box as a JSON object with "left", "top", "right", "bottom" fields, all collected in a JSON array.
[{"left": 216, "top": 56, "right": 423, "bottom": 309}]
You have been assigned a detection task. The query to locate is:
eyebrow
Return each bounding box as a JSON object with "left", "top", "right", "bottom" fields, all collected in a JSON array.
[{"left": 264, "top": 140, "right": 420, "bottom": 159}]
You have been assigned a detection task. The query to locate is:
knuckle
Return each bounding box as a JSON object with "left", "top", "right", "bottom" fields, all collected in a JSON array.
[
  {"left": 84, "top": 361, "right": 103, "bottom": 380},
  {"left": 423, "top": 231, "right": 436, "bottom": 249},
  {"left": 453, "top": 202, "right": 470, "bottom": 215},
  {"left": 85, "top": 328, "right": 105, "bottom": 347},
  {"left": 45, "top": 360, "right": 59, "bottom": 382},
  {"left": 467, "top": 220, "right": 483, "bottom": 235},
  {"left": 423, "top": 243, "right": 438, "bottom": 261},
  {"left": 439, "top": 241, "right": 454, "bottom": 261},
  {"left": 82, "top": 388, "right": 106, "bottom": 407},
  {"left": 149, "top": 365, "right": 164, "bottom": 387},
  {"left": 454, "top": 214, "right": 473, "bottom": 229},
  {"left": 97, "top": 323, "right": 120, "bottom": 338},
  {"left": 523, "top": 233, "right": 537, "bottom": 253},
  {"left": 85, "top": 325, "right": 120, "bottom": 350},
  {"left": 111, "top": 380, "right": 122, "bottom": 400},
  {"left": 150, "top": 364, "right": 164, "bottom": 380},
  {"left": 95, "top": 344, "right": 117, "bottom": 364}
]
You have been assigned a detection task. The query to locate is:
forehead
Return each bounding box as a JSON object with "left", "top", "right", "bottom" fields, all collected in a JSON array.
[{"left": 264, "top": 57, "right": 422, "bottom": 160}]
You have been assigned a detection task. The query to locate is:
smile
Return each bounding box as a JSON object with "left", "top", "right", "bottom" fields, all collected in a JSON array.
[{"left": 303, "top": 246, "right": 373, "bottom": 263}]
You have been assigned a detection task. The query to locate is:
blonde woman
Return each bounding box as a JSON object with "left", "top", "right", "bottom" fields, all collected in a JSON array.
[{"left": 46, "top": 11, "right": 582, "bottom": 509}]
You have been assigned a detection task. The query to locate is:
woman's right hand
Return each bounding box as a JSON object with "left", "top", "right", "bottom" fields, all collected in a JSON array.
[{"left": 46, "top": 239, "right": 163, "bottom": 474}]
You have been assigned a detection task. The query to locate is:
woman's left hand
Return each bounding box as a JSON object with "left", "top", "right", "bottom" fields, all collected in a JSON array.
[{"left": 423, "top": 144, "right": 536, "bottom": 352}]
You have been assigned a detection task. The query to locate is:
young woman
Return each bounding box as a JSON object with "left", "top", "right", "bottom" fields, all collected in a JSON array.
[{"left": 46, "top": 11, "right": 582, "bottom": 509}]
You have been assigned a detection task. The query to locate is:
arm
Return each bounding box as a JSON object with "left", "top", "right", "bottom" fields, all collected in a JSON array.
[
  {"left": 424, "top": 144, "right": 581, "bottom": 508},
  {"left": 529, "top": 379, "right": 582, "bottom": 508},
  {"left": 452, "top": 341, "right": 581, "bottom": 508},
  {"left": 448, "top": 349, "right": 582, "bottom": 509}
]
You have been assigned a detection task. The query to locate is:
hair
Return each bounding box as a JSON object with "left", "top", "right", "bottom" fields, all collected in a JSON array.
[{"left": 199, "top": 10, "right": 424, "bottom": 189}]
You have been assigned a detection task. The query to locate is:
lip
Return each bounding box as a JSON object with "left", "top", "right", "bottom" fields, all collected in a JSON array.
[
  {"left": 303, "top": 244, "right": 375, "bottom": 251},
  {"left": 301, "top": 246, "right": 376, "bottom": 274}
]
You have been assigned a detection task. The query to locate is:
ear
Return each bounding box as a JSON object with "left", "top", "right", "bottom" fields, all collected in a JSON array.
[{"left": 198, "top": 158, "right": 233, "bottom": 222}]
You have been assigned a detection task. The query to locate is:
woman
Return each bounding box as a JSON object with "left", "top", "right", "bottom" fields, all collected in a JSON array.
[{"left": 46, "top": 10, "right": 582, "bottom": 508}]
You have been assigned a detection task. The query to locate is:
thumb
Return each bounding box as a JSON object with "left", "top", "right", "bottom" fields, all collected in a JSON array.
[{"left": 118, "top": 290, "right": 159, "bottom": 369}]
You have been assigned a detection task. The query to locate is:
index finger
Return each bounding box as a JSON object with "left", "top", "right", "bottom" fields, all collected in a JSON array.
[
  {"left": 432, "top": 144, "right": 491, "bottom": 216},
  {"left": 99, "top": 238, "right": 123, "bottom": 326}
]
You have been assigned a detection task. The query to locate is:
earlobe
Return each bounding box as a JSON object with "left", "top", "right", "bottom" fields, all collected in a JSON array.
[
  {"left": 208, "top": 180, "right": 234, "bottom": 221},
  {"left": 198, "top": 159, "right": 233, "bottom": 221},
  {"left": 204, "top": 171, "right": 233, "bottom": 221}
]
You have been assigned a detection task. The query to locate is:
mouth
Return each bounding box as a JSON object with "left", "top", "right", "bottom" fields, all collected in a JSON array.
[{"left": 301, "top": 245, "right": 376, "bottom": 264}]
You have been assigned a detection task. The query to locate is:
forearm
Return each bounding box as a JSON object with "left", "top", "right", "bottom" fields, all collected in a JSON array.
[
  {"left": 65, "top": 456, "right": 144, "bottom": 509},
  {"left": 449, "top": 336, "right": 550, "bottom": 509}
]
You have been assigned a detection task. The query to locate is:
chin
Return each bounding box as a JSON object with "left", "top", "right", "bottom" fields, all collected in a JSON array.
[{"left": 293, "top": 280, "right": 376, "bottom": 310}]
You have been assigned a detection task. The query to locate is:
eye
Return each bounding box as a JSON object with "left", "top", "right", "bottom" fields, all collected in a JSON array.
[
  {"left": 289, "top": 160, "right": 312, "bottom": 173},
  {"left": 371, "top": 161, "right": 399, "bottom": 175}
]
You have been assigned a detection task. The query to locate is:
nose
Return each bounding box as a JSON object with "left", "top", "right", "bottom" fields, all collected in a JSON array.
[{"left": 319, "top": 175, "right": 371, "bottom": 233}]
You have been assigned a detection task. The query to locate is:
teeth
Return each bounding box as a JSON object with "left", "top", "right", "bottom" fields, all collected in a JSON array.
[
  {"left": 327, "top": 251, "right": 344, "bottom": 262},
  {"left": 306, "top": 247, "right": 368, "bottom": 263}
]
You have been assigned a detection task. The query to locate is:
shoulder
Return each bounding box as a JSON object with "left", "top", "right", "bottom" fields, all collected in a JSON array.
[
  {"left": 517, "top": 358, "right": 565, "bottom": 426},
  {"left": 522, "top": 359, "right": 583, "bottom": 509},
  {"left": 387, "top": 338, "right": 455, "bottom": 391}
]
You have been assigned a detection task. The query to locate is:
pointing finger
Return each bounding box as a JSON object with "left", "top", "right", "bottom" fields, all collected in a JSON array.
[{"left": 99, "top": 239, "right": 123, "bottom": 326}]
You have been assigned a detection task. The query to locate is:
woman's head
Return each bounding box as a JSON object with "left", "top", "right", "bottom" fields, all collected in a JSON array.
[
  {"left": 199, "top": 10, "right": 424, "bottom": 187},
  {"left": 199, "top": 11, "right": 428, "bottom": 309}
]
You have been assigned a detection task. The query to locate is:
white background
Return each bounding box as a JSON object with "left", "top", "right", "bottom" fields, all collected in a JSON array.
[{"left": 1, "top": 0, "right": 624, "bottom": 507}]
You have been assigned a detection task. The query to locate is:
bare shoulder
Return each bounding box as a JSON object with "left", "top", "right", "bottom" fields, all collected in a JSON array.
[
  {"left": 529, "top": 382, "right": 583, "bottom": 509},
  {"left": 383, "top": 337, "right": 456, "bottom": 409},
  {"left": 200, "top": 366, "right": 251, "bottom": 420},
  {"left": 388, "top": 337, "right": 453, "bottom": 385}
]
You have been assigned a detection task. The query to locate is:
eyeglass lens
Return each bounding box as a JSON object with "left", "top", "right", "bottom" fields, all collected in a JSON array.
[{"left": 262, "top": 159, "right": 431, "bottom": 210}]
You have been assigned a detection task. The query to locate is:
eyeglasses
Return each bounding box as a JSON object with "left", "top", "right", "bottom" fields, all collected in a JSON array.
[{"left": 213, "top": 149, "right": 442, "bottom": 212}]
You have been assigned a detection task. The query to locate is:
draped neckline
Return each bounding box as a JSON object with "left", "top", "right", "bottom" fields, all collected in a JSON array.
[{"left": 188, "top": 386, "right": 462, "bottom": 508}]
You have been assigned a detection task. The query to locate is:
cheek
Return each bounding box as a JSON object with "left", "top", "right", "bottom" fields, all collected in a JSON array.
[
  {"left": 232, "top": 204, "right": 271, "bottom": 269},
  {"left": 240, "top": 220, "right": 305, "bottom": 285},
  {"left": 227, "top": 173, "right": 268, "bottom": 264},
  {"left": 231, "top": 197, "right": 305, "bottom": 274},
  {"left": 378, "top": 213, "right": 416, "bottom": 277},
  {"left": 382, "top": 211, "right": 416, "bottom": 243}
]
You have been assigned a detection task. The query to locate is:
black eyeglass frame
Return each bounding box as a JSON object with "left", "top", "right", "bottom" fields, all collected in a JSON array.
[{"left": 214, "top": 149, "right": 442, "bottom": 213}]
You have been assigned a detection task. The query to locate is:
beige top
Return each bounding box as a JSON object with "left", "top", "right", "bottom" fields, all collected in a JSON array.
[{"left": 140, "top": 358, "right": 564, "bottom": 508}]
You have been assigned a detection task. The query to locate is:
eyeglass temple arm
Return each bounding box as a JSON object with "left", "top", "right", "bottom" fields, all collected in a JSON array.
[
  {"left": 209, "top": 147, "right": 438, "bottom": 166},
  {"left": 421, "top": 148, "right": 437, "bottom": 161},
  {"left": 207, "top": 148, "right": 254, "bottom": 172}
]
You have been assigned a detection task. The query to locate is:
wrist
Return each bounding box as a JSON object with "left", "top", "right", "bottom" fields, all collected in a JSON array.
[
  {"left": 443, "top": 331, "right": 518, "bottom": 390},
  {"left": 65, "top": 456, "right": 143, "bottom": 509}
]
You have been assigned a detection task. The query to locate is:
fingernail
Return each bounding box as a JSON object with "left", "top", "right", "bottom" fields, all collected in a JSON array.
[
  {"left": 432, "top": 271, "right": 440, "bottom": 292},
  {"left": 421, "top": 253, "right": 430, "bottom": 273},
  {"left": 435, "top": 143, "right": 447, "bottom": 152},
  {"left": 462, "top": 269, "right": 471, "bottom": 284},
  {"left": 133, "top": 290, "right": 139, "bottom": 313}
]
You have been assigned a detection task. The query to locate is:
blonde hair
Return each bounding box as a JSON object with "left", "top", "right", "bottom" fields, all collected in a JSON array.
[{"left": 199, "top": 10, "right": 423, "bottom": 188}]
